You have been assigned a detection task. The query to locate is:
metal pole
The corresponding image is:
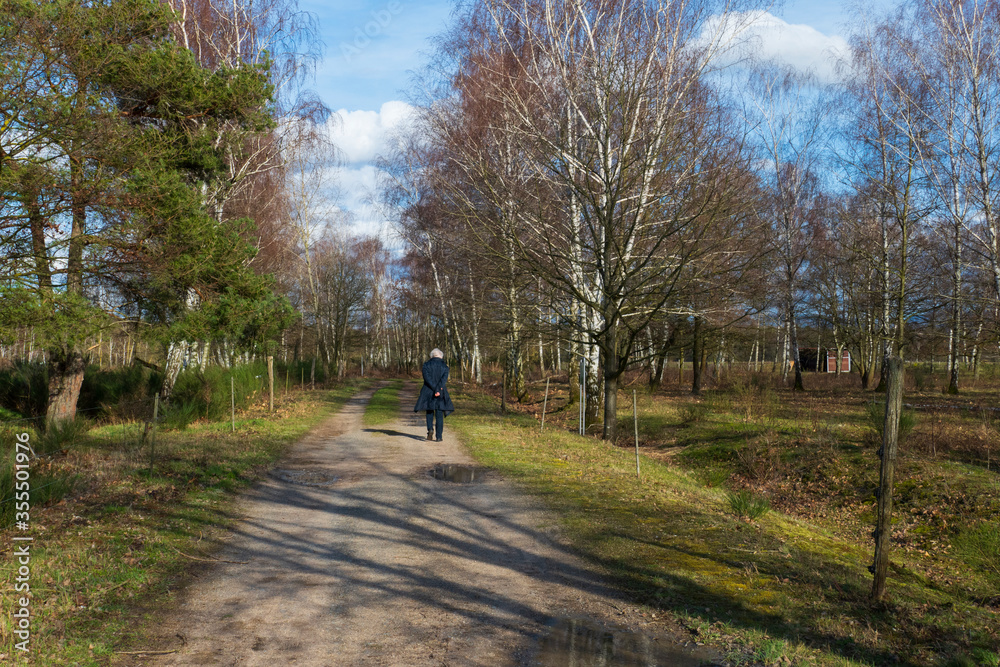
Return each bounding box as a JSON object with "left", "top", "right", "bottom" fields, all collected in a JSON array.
[
  {"left": 231, "top": 376, "right": 236, "bottom": 432},
  {"left": 541, "top": 378, "right": 550, "bottom": 430}
]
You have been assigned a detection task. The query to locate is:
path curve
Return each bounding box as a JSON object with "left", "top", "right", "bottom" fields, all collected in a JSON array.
[{"left": 134, "top": 384, "right": 719, "bottom": 666}]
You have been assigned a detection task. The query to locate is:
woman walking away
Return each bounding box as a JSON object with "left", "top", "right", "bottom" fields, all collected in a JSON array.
[{"left": 414, "top": 348, "right": 454, "bottom": 441}]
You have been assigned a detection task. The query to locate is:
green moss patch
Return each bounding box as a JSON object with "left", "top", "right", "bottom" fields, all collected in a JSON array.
[{"left": 451, "top": 385, "right": 1000, "bottom": 667}]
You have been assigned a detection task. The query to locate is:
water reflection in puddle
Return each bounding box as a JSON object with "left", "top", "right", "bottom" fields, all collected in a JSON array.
[
  {"left": 430, "top": 464, "right": 488, "bottom": 483},
  {"left": 535, "top": 618, "right": 715, "bottom": 667}
]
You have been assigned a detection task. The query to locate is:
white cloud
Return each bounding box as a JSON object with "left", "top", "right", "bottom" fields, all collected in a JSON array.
[
  {"left": 329, "top": 101, "right": 416, "bottom": 165},
  {"left": 704, "top": 11, "right": 850, "bottom": 83},
  {"left": 337, "top": 165, "right": 382, "bottom": 229},
  {"left": 319, "top": 102, "right": 415, "bottom": 250},
  {"left": 334, "top": 164, "right": 404, "bottom": 249}
]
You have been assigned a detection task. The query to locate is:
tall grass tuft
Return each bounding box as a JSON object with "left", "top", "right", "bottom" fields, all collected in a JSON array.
[
  {"left": 953, "top": 522, "right": 1000, "bottom": 585},
  {"left": 731, "top": 373, "right": 779, "bottom": 425},
  {"left": 864, "top": 400, "right": 916, "bottom": 447},
  {"left": 161, "top": 401, "right": 200, "bottom": 430},
  {"left": 0, "top": 423, "right": 79, "bottom": 529},
  {"left": 0, "top": 459, "right": 78, "bottom": 528},
  {"left": 727, "top": 489, "right": 771, "bottom": 521},
  {"left": 0, "top": 361, "right": 48, "bottom": 421},
  {"left": 681, "top": 402, "right": 710, "bottom": 423},
  {"left": 171, "top": 363, "right": 269, "bottom": 420},
  {"left": 36, "top": 418, "right": 90, "bottom": 455},
  {"left": 79, "top": 363, "right": 161, "bottom": 418},
  {"left": 736, "top": 433, "right": 779, "bottom": 482}
]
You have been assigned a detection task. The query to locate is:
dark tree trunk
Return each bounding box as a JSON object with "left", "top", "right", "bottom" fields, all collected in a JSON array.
[
  {"left": 649, "top": 323, "right": 675, "bottom": 390},
  {"left": 46, "top": 346, "right": 86, "bottom": 425},
  {"left": 602, "top": 320, "right": 619, "bottom": 441},
  {"left": 67, "top": 158, "right": 86, "bottom": 295},
  {"left": 874, "top": 341, "right": 891, "bottom": 392},
  {"left": 789, "top": 305, "right": 804, "bottom": 392},
  {"left": 45, "top": 145, "right": 88, "bottom": 424},
  {"left": 27, "top": 196, "right": 53, "bottom": 293},
  {"left": 649, "top": 357, "right": 663, "bottom": 389},
  {"left": 691, "top": 316, "right": 703, "bottom": 396}
]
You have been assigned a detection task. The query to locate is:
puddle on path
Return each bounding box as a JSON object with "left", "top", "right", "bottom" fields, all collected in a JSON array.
[
  {"left": 535, "top": 618, "right": 717, "bottom": 667},
  {"left": 270, "top": 468, "right": 340, "bottom": 487},
  {"left": 430, "top": 464, "right": 488, "bottom": 483}
]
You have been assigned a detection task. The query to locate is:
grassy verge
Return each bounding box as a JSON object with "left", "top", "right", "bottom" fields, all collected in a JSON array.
[
  {"left": 362, "top": 380, "right": 403, "bottom": 426},
  {"left": 450, "top": 385, "right": 1000, "bottom": 667},
  {"left": 0, "top": 380, "right": 369, "bottom": 665}
]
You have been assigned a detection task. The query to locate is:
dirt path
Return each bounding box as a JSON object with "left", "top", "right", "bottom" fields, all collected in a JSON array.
[{"left": 135, "top": 385, "right": 719, "bottom": 666}]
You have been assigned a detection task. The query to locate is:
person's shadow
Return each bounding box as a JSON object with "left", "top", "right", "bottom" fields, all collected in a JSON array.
[{"left": 362, "top": 428, "right": 426, "bottom": 441}]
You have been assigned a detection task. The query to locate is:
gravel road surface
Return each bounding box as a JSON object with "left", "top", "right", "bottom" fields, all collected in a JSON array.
[{"left": 136, "top": 385, "right": 718, "bottom": 666}]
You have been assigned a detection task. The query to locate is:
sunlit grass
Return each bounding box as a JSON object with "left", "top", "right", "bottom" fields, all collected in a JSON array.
[
  {"left": 451, "top": 382, "right": 1000, "bottom": 667},
  {"left": 0, "top": 381, "right": 370, "bottom": 663},
  {"left": 362, "top": 380, "right": 403, "bottom": 426}
]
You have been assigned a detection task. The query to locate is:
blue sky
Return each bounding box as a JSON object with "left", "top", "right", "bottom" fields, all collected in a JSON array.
[
  {"left": 301, "top": 0, "right": 452, "bottom": 111},
  {"left": 305, "top": 0, "right": 896, "bottom": 239}
]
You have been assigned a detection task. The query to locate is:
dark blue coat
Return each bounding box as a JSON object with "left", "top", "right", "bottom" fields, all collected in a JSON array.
[{"left": 414, "top": 358, "right": 454, "bottom": 415}]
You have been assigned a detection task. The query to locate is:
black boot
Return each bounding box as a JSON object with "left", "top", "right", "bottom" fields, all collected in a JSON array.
[{"left": 427, "top": 430, "right": 434, "bottom": 441}]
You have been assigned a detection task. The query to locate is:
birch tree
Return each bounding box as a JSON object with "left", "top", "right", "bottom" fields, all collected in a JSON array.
[
  {"left": 746, "top": 65, "right": 832, "bottom": 392},
  {"left": 895, "top": 0, "right": 1000, "bottom": 391},
  {"left": 846, "top": 5, "right": 933, "bottom": 390},
  {"left": 432, "top": 0, "right": 765, "bottom": 439},
  {"left": 921, "top": 1, "right": 1000, "bottom": 312}
]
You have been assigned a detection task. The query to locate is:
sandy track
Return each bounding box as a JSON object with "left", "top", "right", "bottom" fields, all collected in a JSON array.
[{"left": 135, "top": 385, "right": 717, "bottom": 666}]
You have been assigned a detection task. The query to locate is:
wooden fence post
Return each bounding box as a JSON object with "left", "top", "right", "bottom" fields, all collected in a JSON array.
[
  {"left": 501, "top": 367, "right": 507, "bottom": 414},
  {"left": 231, "top": 376, "right": 235, "bottom": 433},
  {"left": 871, "top": 356, "right": 903, "bottom": 601},
  {"left": 149, "top": 395, "right": 159, "bottom": 477},
  {"left": 633, "top": 390, "right": 640, "bottom": 481},
  {"left": 267, "top": 355, "right": 274, "bottom": 412},
  {"left": 541, "top": 378, "right": 549, "bottom": 430}
]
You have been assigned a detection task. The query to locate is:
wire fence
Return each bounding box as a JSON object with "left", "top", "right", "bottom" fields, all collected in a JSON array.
[
  {"left": 2, "top": 476, "right": 75, "bottom": 508},
  {"left": 0, "top": 370, "right": 298, "bottom": 508},
  {"left": 0, "top": 399, "right": 154, "bottom": 426},
  {"left": 0, "top": 396, "right": 159, "bottom": 508}
]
